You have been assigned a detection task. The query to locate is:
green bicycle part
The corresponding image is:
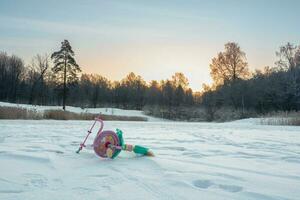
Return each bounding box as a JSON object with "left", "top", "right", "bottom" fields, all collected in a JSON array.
[
  {"left": 133, "top": 145, "right": 149, "bottom": 155},
  {"left": 111, "top": 128, "right": 124, "bottom": 159}
]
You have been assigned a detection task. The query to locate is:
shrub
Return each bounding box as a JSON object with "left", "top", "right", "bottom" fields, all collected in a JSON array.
[{"left": 143, "top": 105, "right": 206, "bottom": 121}]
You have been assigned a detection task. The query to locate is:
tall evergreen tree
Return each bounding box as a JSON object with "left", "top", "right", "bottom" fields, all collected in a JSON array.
[{"left": 51, "top": 40, "right": 81, "bottom": 110}]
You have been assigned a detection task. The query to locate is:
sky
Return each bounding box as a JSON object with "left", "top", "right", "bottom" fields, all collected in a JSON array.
[{"left": 0, "top": 0, "right": 299, "bottom": 91}]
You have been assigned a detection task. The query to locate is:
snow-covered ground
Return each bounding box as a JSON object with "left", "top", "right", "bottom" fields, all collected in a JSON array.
[
  {"left": 0, "top": 120, "right": 299, "bottom": 200},
  {"left": 0, "top": 101, "right": 162, "bottom": 121}
]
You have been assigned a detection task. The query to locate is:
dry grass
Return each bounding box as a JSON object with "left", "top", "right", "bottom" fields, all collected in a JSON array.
[
  {"left": 0, "top": 106, "right": 42, "bottom": 119},
  {"left": 260, "top": 111, "right": 300, "bottom": 126},
  {"left": 0, "top": 106, "right": 147, "bottom": 121},
  {"left": 44, "top": 110, "right": 147, "bottom": 121},
  {"left": 260, "top": 117, "right": 300, "bottom": 126}
]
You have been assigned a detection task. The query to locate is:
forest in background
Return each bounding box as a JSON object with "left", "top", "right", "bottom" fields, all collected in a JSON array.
[{"left": 0, "top": 41, "right": 299, "bottom": 121}]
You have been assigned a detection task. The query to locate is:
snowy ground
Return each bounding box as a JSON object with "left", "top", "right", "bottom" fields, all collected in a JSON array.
[
  {"left": 0, "top": 101, "right": 162, "bottom": 121},
  {"left": 0, "top": 120, "right": 299, "bottom": 200}
]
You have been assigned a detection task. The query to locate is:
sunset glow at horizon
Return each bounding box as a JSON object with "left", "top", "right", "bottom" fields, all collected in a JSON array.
[{"left": 1, "top": 0, "right": 299, "bottom": 91}]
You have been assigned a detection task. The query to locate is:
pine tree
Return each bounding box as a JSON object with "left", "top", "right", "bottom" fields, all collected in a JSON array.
[{"left": 51, "top": 40, "right": 81, "bottom": 110}]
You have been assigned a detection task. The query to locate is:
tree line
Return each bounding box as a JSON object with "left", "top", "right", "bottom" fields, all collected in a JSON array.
[
  {"left": 202, "top": 42, "right": 300, "bottom": 120},
  {"left": 0, "top": 40, "right": 195, "bottom": 110},
  {"left": 0, "top": 40, "right": 299, "bottom": 120}
]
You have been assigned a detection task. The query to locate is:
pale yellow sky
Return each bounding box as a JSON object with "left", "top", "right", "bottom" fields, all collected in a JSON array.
[
  {"left": 76, "top": 42, "right": 276, "bottom": 92},
  {"left": 1, "top": 1, "right": 299, "bottom": 92}
]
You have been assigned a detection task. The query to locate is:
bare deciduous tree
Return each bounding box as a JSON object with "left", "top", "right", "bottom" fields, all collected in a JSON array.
[
  {"left": 275, "top": 42, "right": 298, "bottom": 71},
  {"left": 28, "top": 54, "right": 49, "bottom": 104},
  {"left": 210, "top": 42, "right": 249, "bottom": 86},
  {"left": 172, "top": 72, "right": 189, "bottom": 90}
]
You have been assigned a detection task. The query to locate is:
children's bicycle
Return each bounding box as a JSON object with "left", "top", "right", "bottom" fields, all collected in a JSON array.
[{"left": 76, "top": 117, "right": 154, "bottom": 158}]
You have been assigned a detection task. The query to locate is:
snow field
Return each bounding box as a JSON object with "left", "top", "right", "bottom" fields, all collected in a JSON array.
[{"left": 0, "top": 120, "right": 299, "bottom": 199}]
